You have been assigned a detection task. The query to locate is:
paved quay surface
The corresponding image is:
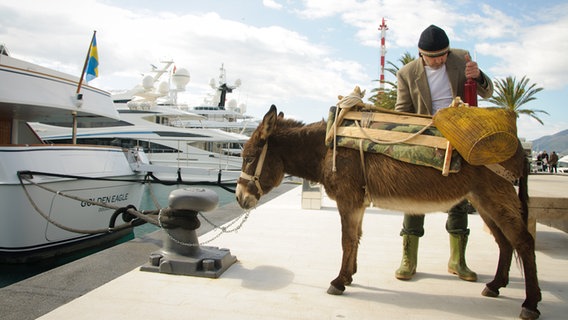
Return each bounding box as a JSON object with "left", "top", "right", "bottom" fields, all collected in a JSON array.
[
  {"left": 0, "top": 181, "right": 300, "bottom": 320},
  {"left": 2, "top": 175, "right": 567, "bottom": 320},
  {"left": 527, "top": 173, "right": 567, "bottom": 198}
]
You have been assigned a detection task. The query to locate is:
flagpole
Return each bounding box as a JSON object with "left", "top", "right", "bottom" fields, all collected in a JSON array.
[
  {"left": 73, "top": 30, "right": 96, "bottom": 144},
  {"left": 77, "top": 30, "right": 96, "bottom": 94}
]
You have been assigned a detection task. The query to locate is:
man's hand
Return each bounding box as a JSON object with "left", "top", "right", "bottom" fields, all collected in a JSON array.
[{"left": 464, "top": 53, "right": 481, "bottom": 79}]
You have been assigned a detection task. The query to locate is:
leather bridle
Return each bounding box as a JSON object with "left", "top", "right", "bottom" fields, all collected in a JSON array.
[{"left": 239, "top": 142, "right": 268, "bottom": 196}]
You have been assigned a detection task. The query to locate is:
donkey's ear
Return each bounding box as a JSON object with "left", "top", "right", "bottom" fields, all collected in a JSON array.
[
  {"left": 277, "top": 112, "right": 284, "bottom": 119},
  {"left": 260, "top": 104, "right": 278, "bottom": 140}
]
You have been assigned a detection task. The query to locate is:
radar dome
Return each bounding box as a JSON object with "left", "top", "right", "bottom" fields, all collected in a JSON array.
[
  {"left": 239, "top": 103, "right": 247, "bottom": 114},
  {"left": 227, "top": 99, "right": 238, "bottom": 110},
  {"left": 234, "top": 79, "right": 242, "bottom": 87},
  {"left": 158, "top": 81, "right": 169, "bottom": 94},
  {"left": 172, "top": 68, "right": 190, "bottom": 90},
  {"left": 142, "top": 75, "right": 154, "bottom": 90}
]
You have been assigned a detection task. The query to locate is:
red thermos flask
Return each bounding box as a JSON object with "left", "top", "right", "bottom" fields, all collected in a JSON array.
[{"left": 464, "top": 78, "right": 477, "bottom": 107}]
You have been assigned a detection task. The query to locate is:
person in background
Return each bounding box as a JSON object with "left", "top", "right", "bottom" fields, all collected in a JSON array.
[
  {"left": 541, "top": 150, "right": 549, "bottom": 172},
  {"left": 394, "top": 24, "right": 494, "bottom": 281},
  {"left": 536, "top": 152, "right": 543, "bottom": 172},
  {"left": 549, "top": 151, "right": 558, "bottom": 173}
]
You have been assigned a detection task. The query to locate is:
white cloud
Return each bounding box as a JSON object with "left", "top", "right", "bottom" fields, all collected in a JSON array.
[
  {"left": 294, "top": 0, "right": 464, "bottom": 49},
  {"left": 263, "top": 0, "right": 283, "bottom": 10},
  {"left": 1, "top": 0, "right": 369, "bottom": 119},
  {"left": 516, "top": 116, "right": 562, "bottom": 142},
  {"left": 463, "top": 4, "right": 520, "bottom": 41},
  {"left": 2, "top": 0, "right": 566, "bottom": 134},
  {"left": 477, "top": 16, "right": 568, "bottom": 91},
  {"left": 294, "top": 0, "right": 355, "bottom": 19}
]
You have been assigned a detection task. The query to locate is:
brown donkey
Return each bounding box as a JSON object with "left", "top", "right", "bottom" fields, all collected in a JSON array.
[{"left": 236, "top": 105, "right": 540, "bottom": 319}]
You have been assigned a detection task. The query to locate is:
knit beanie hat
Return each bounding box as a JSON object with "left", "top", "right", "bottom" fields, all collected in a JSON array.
[{"left": 418, "top": 25, "right": 450, "bottom": 57}]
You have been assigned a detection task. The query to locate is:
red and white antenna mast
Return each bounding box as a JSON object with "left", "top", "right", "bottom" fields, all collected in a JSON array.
[{"left": 378, "top": 17, "right": 388, "bottom": 94}]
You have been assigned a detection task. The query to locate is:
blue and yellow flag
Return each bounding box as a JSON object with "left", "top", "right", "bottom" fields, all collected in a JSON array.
[{"left": 85, "top": 35, "right": 99, "bottom": 82}]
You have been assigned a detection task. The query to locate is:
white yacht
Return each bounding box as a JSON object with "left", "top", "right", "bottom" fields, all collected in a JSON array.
[
  {"left": 173, "top": 64, "right": 259, "bottom": 137},
  {"left": 0, "top": 46, "right": 147, "bottom": 262},
  {"left": 558, "top": 155, "right": 568, "bottom": 173},
  {"left": 33, "top": 61, "right": 248, "bottom": 184}
]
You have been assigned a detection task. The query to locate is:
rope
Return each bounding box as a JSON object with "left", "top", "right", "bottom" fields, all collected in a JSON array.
[
  {"left": 145, "top": 179, "right": 163, "bottom": 210},
  {"left": 18, "top": 170, "right": 237, "bottom": 193},
  {"left": 329, "top": 88, "right": 435, "bottom": 173},
  {"left": 358, "top": 139, "right": 372, "bottom": 206},
  {"left": 330, "top": 92, "right": 371, "bottom": 172},
  {"left": 16, "top": 171, "right": 249, "bottom": 244},
  {"left": 145, "top": 172, "right": 236, "bottom": 193},
  {"left": 17, "top": 173, "right": 136, "bottom": 234},
  {"left": 332, "top": 105, "right": 340, "bottom": 172}
]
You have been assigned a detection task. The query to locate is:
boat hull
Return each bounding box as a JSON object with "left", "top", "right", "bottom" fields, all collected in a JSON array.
[{"left": 0, "top": 145, "right": 145, "bottom": 262}]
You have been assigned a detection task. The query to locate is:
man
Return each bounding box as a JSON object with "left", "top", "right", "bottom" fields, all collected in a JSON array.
[
  {"left": 549, "top": 151, "right": 558, "bottom": 173},
  {"left": 394, "top": 25, "right": 494, "bottom": 281}
]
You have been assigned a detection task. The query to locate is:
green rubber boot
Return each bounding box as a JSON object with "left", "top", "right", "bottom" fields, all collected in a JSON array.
[
  {"left": 395, "top": 234, "right": 419, "bottom": 280},
  {"left": 448, "top": 233, "right": 477, "bottom": 282}
]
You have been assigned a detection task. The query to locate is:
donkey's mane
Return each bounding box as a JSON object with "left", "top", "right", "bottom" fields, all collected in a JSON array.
[{"left": 272, "top": 117, "right": 326, "bottom": 141}]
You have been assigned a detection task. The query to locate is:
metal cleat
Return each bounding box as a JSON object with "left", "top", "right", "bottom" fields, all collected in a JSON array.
[{"left": 140, "top": 187, "right": 237, "bottom": 278}]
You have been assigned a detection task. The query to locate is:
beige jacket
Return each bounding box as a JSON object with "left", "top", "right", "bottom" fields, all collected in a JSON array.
[{"left": 395, "top": 48, "right": 493, "bottom": 115}]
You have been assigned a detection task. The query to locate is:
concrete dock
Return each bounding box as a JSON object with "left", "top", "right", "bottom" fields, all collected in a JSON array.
[{"left": 1, "top": 175, "right": 567, "bottom": 320}]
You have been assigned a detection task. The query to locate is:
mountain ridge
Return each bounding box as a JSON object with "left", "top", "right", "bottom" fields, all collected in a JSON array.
[{"left": 531, "top": 129, "right": 568, "bottom": 156}]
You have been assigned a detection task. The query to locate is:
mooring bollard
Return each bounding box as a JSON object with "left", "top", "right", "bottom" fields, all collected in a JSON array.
[{"left": 140, "top": 187, "right": 237, "bottom": 278}]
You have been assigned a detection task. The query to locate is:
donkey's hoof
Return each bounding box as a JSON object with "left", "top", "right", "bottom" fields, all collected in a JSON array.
[
  {"left": 481, "top": 286, "right": 499, "bottom": 297},
  {"left": 519, "top": 307, "right": 540, "bottom": 320},
  {"left": 327, "top": 285, "right": 344, "bottom": 295}
]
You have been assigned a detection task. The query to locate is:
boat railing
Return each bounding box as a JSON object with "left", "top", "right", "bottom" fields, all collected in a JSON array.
[{"left": 132, "top": 138, "right": 242, "bottom": 172}]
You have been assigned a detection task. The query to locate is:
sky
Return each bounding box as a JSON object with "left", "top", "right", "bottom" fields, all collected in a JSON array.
[{"left": 1, "top": 0, "right": 567, "bottom": 141}]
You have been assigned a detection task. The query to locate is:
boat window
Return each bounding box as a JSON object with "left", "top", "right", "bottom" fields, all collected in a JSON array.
[
  {"left": 155, "top": 131, "right": 210, "bottom": 138},
  {"left": 44, "top": 137, "right": 182, "bottom": 154},
  {"left": 39, "top": 120, "right": 134, "bottom": 128}
]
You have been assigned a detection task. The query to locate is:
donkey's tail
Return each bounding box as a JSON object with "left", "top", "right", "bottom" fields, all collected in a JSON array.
[{"left": 519, "top": 156, "right": 530, "bottom": 225}]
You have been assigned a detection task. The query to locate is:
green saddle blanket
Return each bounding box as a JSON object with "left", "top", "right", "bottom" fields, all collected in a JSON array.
[{"left": 325, "top": 106, "right": 462, "bottom": 173}]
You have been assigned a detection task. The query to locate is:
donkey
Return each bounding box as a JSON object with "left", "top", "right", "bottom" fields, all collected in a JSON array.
[{"left": 236, "top": 105, "right": 541, "bottom": 319}]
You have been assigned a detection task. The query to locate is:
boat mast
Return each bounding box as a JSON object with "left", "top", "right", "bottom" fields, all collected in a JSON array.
[{"left": 215, "top": 64, "right": 240, "bottom": 110}]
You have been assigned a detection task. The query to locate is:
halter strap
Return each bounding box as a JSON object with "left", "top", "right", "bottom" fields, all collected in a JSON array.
[{"left": 239, "top": 142, "right": 268, "bottom": 196}]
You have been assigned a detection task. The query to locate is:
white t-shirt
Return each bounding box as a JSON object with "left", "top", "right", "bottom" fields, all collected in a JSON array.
[{"left": 425, "top": 64, "right": 453, "bottom": 114}]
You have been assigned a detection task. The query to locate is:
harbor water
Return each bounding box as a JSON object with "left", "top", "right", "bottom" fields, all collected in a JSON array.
[{"left": 0, "top": 183, "right": 236, "bottom": 288}]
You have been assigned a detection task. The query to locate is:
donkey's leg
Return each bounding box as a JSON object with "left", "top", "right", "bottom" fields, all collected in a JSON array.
[
  {"left": 328, "top": 205, "right": 365, "bottom": 295},
  {"left": 471, "top": 184, "right": 541, "bottom": 319},
  {"left": 350, "top": 207, "right": 365, "bottom": 281},
  {"left": 475, "top": 214, "right": 513, "bottom": 297}
]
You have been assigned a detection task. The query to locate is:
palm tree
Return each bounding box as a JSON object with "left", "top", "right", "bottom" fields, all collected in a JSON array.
[
  {"left": 369, "top": 52, "right": 415, "bottom": 109},
  {"left": 485, "top": 76, "right": 549, "bottom": 124}
]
